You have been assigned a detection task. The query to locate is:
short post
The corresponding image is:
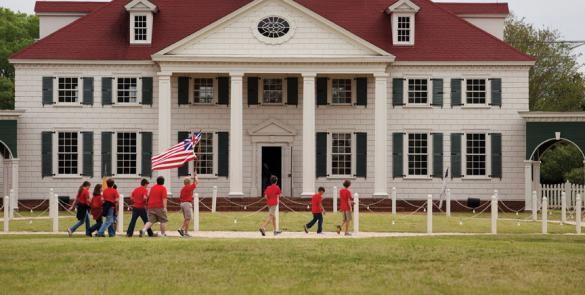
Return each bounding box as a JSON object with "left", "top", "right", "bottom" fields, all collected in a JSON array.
[
  {"left": 541, "top": 196, "right": 548, "bottom": 234},
  {"left": 576, "top": 194, "right": 582, "bottom": 235},
  {"left": 427, "top": 194, "right": 433, "bottom": 234},
  {"left": 353, "top": 193, "right": 360, "bottom": 234},
  {"left": 3, "top": 195, "right": 9, "bottom": 232},
  {"left": 446, "top": 189, "right": 451, "bottom": 217},
  {"left": 50, "top": 189, "right": 58, "bottom": 233},
  {"left": 491, "top": 194, "right": 498, "bottom": 234},
  {"left": 332, "top": 186, "right": 338, "bottom": 213},
  {"left": 532, "top": 191, "right": 538, "bottom": 221},
  {"left": 391, "top": 187, "right": 397, "bottom": 217},
  {"left": 212, "top": 186, "right": 218, "bottom": 213},
  {"left": 275, "top": 203, "right": 280, "bottom": 232},
  {"left": 9, "top": 189, "right": 15, "bottom": 219},
  {"left": 193, "top": 193, "right": 200, "bottom": 232},
  {"left": 117, "top": 194, "right": 124, "bottom": 234},
  {"left": 561, "top": 192, "right": 567, "bottom": 224}
]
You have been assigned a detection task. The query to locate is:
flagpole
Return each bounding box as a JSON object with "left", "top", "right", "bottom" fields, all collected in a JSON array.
[{"left": 193, "top": 130, "right": 202, "bottom": 178}]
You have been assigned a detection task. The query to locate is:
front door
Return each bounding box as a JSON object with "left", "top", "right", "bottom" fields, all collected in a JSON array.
[{"left": 261, "top": 146, "right": 282, "bottom": 195}]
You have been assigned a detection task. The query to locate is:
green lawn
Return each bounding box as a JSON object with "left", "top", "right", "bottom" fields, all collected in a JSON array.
[{"left": 0, "top": 235, "right": 584, "bottom": 294}]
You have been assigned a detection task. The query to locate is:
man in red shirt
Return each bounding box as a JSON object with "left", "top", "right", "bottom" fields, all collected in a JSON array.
[
  {"left": 304, "top": 187, "right": 325, "bottom": 234},
  {"left": 259, "top": 175, "right": 281, "bottom": 236},
  {"left": 97, "top": 179, "right": 119, "bottom": 237},
  {"left": 140, "top": 176, "right": 168, "bottom": 237},
  {"left": 126, "top": 179, "right": 153, "bottom": 237},
  {"left": 337, "top": 180, "right": 353, "bottom": 236},
  {"left": 178, "top": 176, "right": 198, "bottom": 237}
]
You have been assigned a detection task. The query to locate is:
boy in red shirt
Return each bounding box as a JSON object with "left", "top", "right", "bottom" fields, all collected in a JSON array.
[
  {"left": 337, "top": 180, "right": 353, "bottom": 236},
  {"left": 304, "top": 187, "right": 325, "bottom": 234},
  {"left": 126, "top": 179, "right": 153, "bottom": 237},
  {"left": 259, "top": 175, "right": 281, "bottom": 236},
  {"left": 67, "top": 181, "right": 91, "bottom": 237},
  {"left": 140, "top": 176, "right": 168, "bottom": 237},
  {"left": 97, "top": 179, "right": 119, "bottom": 237},
  {"left": 178, "top": 176, "right": 198, "bottom": 237}
]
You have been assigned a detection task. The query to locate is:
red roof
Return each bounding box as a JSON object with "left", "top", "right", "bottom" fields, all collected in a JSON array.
[
  {"left": 13, "top": 0, "right": 533, "bottom": 62},
  {"left": 436, "top": 3, "right": 509, "bottom": 15},
  {"left": 34, "top": 1, "right": 108, "bottom": 14}
]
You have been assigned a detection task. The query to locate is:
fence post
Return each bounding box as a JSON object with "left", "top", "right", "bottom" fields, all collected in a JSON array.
[
  {"left": 117, "top": 194, "right": 124, "bottom": 234},
  {"left": 353, "top": 193, "right": 359, "bottom": 234},
  {"left": 3, "top": 195, "right": 9, "bottom": 232},
  {"left": 9, "top": 189, "right": 15, "bottom": 219},
  {"left": 211, "top": 186, "right": 218, "bottom": 213},
  {"left": 50, "top": 189, "right": 58, "bottom": 233},
  {"left": 491, "top": 194, "right": 497, "bottom": 234},
  {"left": 561, "top": 192, "right": 567, "bottom": 224},
  {"left": 576, "top": 194, "right": 582, "bottom": 235},
  {"left": 427, "top": 194, "right": 433, "bottom": 234},
  {"left": 541, "top": 196, "right": 548, "bottom": 234},
  {"left": 333, "top": 186, "right": 338, "bottom": 213},
  {"left": 275, "top": 202, "right": 280, "bottom": 232},
  {"left": 532, "top": 191, "right": 538, "bottom": 221},
  {"left": 446, "top": 189, "right": 451, "bottom": 217},
  {"left": 193, "top": 193, "right": 200, "bottom": 232},
  {"left": 567, "top": 181, "right": 573, "bottom": 209},
  {"left": 392, "top": 187, "right": 397, "bottom": 217}
]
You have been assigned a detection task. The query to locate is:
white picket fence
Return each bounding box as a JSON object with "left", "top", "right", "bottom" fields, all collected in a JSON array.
[{"left": 540, "top": 181, "right": 585, "bottom": 209}]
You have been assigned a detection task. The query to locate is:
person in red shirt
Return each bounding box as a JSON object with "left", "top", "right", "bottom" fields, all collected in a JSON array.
[
  {"left": 337, "top": 180, "right": 353, "bottom": 236},
  {"left": 178, "top": 176, "right": 198, "bottom": 237},
  {"left": 88, "top": 184, "right": 103, "bottom": 236},
  {"left": 97, "top": 179, "right": 119, "bottom": 237},
  {"left": 304, "top": 187, "right": 325, "bottom": 234},
  {"left": 140, "top": 176, "right": 168, "bottom": 237},
  {"left": 126, "top": 179, "right": 154, "bottom": 237},
  {"left": 259, "top": 175, "right": 281, "bottom": 236},
  {"left": 67, "top": 181, "right": 91, "bottom": 237}
]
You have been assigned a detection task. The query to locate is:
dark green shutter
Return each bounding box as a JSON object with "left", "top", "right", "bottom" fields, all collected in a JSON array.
[
  {"left": 141, "top": 132, "right": 152, "bottom": 177},
  {"left": 316, "top": 78, "right": 328, "bottom": 106},
  {"left": 81, "top": 132, "right": 93, "bottom": 177},
  {"left": 432, "top": 133, "right": 443, "bottom": 178},
  {"left": 451, "top": 133, "right": 463, "bottom": 178},
  {"left": 217, "top": 77, "right": 230, "bottom": 105},
  {"left": 316, "top": 132, "right": 328, "bottom": 177},
  {"left": 178, "top": 76, "right": 190, "bottom": 105},
  {"left": 490, "top": 78, "right": 502, "bottom": 107},
  {"left": 141, "top": 77, "right": 153, "bottom": 105},
  {"left": 431, "top": 79, "right": 443, "bottom": 107},
  {"left": 42, "top": 77, "right": 54, "bottom": 106},
  {"left": 217, "top": 132, "right": 229, "bottom": 177},
  {"left": 101, "top": 132, "right": 113, "bottom": 177},
  {"left": 286, "top": 77, "right": 298, "bottom": 106},
  {"left": 356, "top": 78, "right": 367, "bottom": 106},
  {"left": 392, "top": 78, "right": 404, "bottom": 106},
  {"left": 178, "top": 131, "right": 191, "bottom": 177},
  {"left": 356, "top": 132, "right": 367, "bottom": 177},
  {"left": 102, "top": 77, "right": 113, "bottom": 106},
  {"left": 41, "top": 131, "right": 53, "bottom": 177},
  {"left": 451, "top": 79, "right": 463, "bottom": 107},
  {"left": 247, "top": 77, "right": 259, "bottom": 105},
  {"left": 82, "top": 77, "right": 94, "bottom": 106},
  {"left": 392, "top": 133, "right": 404, "bottom": 178},
  {"left": 491, "top": 133, "right": 502, "bottom": 178}
]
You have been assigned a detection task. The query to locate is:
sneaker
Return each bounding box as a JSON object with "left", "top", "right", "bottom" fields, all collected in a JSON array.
[
  {"left": 303, "top": 225, "right": 309, "bottom": 234},
  {"left": 336, "top": 225, "right": 342, "bottom": 235},
  {"left": 139, "top": 230, "right": 145, "bottom": 237},
  {"left": 159, "top": 233, "right": 167, "bottom": 238},
  {"left": 67, "top": 228, "right": 73, "bottom": 237},
  {"left": 274, "top": 231, "right": 282, "bottom": 236},
  {"left": 178, "top": 229, "right": 184, "bottom": 237},
  {"left": 259, "top": 228, "right": 266, "bottom": 236}
]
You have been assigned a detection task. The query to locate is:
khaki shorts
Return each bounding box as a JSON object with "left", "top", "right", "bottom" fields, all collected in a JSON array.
[
  {"left": 342, "top": 211, "right": 352, "bottom": 222},
  {"left": 180, "top": 202, "right": 193, "bottom": 220},
  {"left": 268, "top": 205, "right": 277, "bottom": 215},
  {"left": 148, "top": 208, "right": 168, "bottom": 224}
]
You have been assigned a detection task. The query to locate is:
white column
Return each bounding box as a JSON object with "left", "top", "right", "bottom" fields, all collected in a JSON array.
[
  {"left": 524, "top": 160, "right": 532, "bottom": 211},
  {"left": 374, "top": 74, "right": 388, "bottom": 197},
  {"left": 3, "top": 195, "right": 9, "bottom": 232},
  {"left": 353, "top": 193, "right": 360, "bottom": 233},
  {"left": 117, "top": 194, "right": 124, "bottom": 234},
  {"left": 532, "top": 161, "right": 541, "bottom": 205},
  {"left": 391, "top": 187, "right": 397, "bottom": 217},
  {"left": 332, "top": 186, "right": 338, "bottom": 213},
  {"left": 301, "top": 73, "right": 316, "bottom": 197},
  {"left": 193, "top": 193, "right": 200, "bottom": 232},
  {"left": 229, "top": 73, "right": 244, "bottom": 196},
  {"left": 541, "top": 196, "right": 548, "bottom": 234},
  {"left": 427, "top": 194, "right": 433, "bottom": 234},
  {"left": 561, "top": 192, "right": 567, "bottom": 224},
  {"left": 157, "top": 73, "right": 172, "bottom": 192},
  {"left": 491, "top": 194, "right": 498, "bottom": 234},
  {"left": 446, "top": 188, "right": 451, "bottom": 217},
  {"left": 212, "top": 186, "right": 218, "bottom": 213},
  {"left": 7, "top": 159, "right": 18, "bottom": 213}
]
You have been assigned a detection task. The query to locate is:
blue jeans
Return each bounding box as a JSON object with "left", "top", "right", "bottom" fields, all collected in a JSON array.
[
  {"left": 306, "top": 213, "right": 323, "bottom": 233},
  {"left": 69, "top": 210, "right": 90, "bottom": 236},
  {"left": 97, "top": 206, "right": 116, "bottom": 237},
  {"left": 126, "top": 208, "right": 153, "bottom": 237},
  {"left": 88, "top": 218, "right": 103, "bottom": 235}
]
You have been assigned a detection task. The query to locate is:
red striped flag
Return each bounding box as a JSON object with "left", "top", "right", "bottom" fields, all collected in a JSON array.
[{"left": 152, "top": 132, "right": 201, "bottom": 171}]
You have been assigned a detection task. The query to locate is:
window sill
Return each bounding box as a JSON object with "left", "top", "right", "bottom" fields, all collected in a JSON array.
[
  {"left": 111, "top": 103, "right": 143, "bottom": 108},
  {"left": 191, "top": 102, "right": 215, "bottom": 106},
  {"left": 53, "top": 103, "right": 83, "bottom": 108},
  {"left": 182, "top": 174, "right": 217, "bottom": 179},
  {"left": 112, "top": 175, "right": 144, "bottom": 180},
  {"left": 260, "top": 103, "right": 285, "bottom": 107},
  {"left": 460, "top": 105, "right": 491, "bottom": 110},
  {"left": 403, "top": 105, "right": 433, "bottom": 109},
  {"left": 52, "top": 175, "right": 83, "bottom": 179},
  {"left": 462, "top": 176, "right": 492, "bottom": 181},
  {"left": 403, "top": 176, "right": 432, "bottom": 180},
  {"left": 326, "top": 176, "right": 356, "bottom": 180},
  {"left": 330, "top": 103, "right": 353, "bottom": 107}
]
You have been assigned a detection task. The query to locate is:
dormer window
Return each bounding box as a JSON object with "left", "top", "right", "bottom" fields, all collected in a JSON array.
[
  {"left": 125, "top": 0, "right": 158, "bottom": 45},
  {"left": 134, "top": 15, "right": 148, "bottom": 41},
  {"left": 386, "top": 0, "right": 420, "bottom": 46}
]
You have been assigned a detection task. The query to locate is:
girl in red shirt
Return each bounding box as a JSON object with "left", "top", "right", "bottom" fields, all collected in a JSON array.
[
  {"left": 67, "top": 181, "right": 91, "bottom": 237},
  {"left": 88, "top": 184, "right": 103, "bottom": 236}
]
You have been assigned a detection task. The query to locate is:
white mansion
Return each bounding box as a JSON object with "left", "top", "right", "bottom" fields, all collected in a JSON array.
[{"left": 6, "top": 0, "right": 534, "bottom": 202}]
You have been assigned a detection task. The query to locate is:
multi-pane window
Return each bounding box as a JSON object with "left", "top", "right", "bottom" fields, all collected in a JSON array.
[
  {"left": 397, "top": 16, "right": 411, "bottom": 43},
  {"left": 408, "top": 79, "right": 428, "bottom": 104},
  {"left": 331, "top": 133, "right": 352, "bottom": 176},
  {"left": 57, "top": 132, "right": 79, "bottom": 175},
  {"left": 332, "top": 79, "right": 352, "bottom": 104},
  {"left": 116, "top": 132, "right": 137, "bottom": 175},
  {"left": 466, "top": 79, "right": 487, "bottom": 104},
  {"left": 134, "top": 15, "right": 147, "bottom": 41},
  {"left": 196, "top": 133, "right": 214, "bottom": 175},
  {"left": 263, "top": 79, "right": 283, "bottom": 104},
  {"left": 117, "top": 78, "right": 138, "bottom": 103},
  {"left": 407, "top": 133, "right": 428, "bottom": 176},
  {"left": 58, "top": 78, "right": 79, "bottom": 103},
  {"left": 466, "top": 133, "right": 486, "bottom": 176},
  {"left": 194, "top": 78, "right": 214, "bottom": 104}
]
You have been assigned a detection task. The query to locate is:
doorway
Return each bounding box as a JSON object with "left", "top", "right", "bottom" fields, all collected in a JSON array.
[{"left": 261, "top": 146, "right": 282, "bottom": 195}]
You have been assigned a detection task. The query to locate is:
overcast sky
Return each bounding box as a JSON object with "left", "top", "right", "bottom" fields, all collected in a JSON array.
[{"left": 2, "top": 0, "right": 584, "bottom": 69}]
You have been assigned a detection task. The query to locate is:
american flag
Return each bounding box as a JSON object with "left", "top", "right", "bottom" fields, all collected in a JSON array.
[{"left": 152, "top": 132, "right": 202, "bottom": 171}]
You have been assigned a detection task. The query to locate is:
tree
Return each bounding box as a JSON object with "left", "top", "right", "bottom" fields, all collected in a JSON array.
[
  {"left": 540, "top": 143, "right": 584, "bottom": 184},
  {"left": 0, "top": 8, "right": 38, "bottom": 109}
]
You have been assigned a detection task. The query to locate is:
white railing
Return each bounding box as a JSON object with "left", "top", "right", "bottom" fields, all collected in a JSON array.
[{"left": 540, "top": 181, "right": 585, "bottom": 209}]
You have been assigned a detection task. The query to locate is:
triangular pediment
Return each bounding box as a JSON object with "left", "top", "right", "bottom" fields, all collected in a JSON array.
[
  {"left": 155, "top": 0, "right": 393, "bottom": 59},
  {"left": 125, "top": 0, "right": 157, "bottom": 12},
  {"left": 249, "top": 119, "right": 296, "bottom": 137},
  {"left": 387, "top": 0, "right": 420, "bottom": 13}
]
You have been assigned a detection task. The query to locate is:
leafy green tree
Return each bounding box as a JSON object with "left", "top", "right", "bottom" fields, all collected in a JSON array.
[{"left": 540, "top": 143, "right": 584, "bottom": 184}]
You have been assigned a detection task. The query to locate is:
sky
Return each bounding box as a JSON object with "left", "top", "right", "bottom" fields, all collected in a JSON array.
[{"left": 2, "top": 0, "right": 584, "bottom": 69}]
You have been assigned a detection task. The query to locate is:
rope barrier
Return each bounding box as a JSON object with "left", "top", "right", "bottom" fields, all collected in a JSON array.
[
  {"left": 358, "top": 198, "right": 387, "bottom": 209},
  {"left": 498, "top": 201, "right": 525, "bottom": 214},
  {"left": 17, "top": 200, "right": 49, "bottom": 211},
  {"left": 399, "top": 198, "right": 427, "bottom": 209},
  {"left": 280, "top": 196, "right": 310, "bottom": 206}
]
